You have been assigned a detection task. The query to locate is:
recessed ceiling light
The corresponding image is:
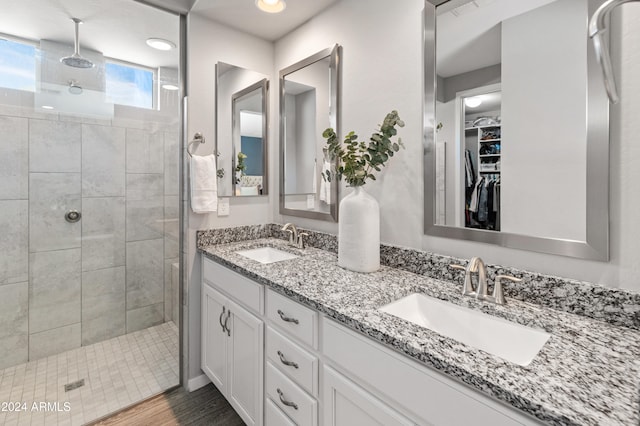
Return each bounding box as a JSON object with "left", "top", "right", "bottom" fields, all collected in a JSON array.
[
  {"left": 464, "top": 96, "right": 483, "bottom": 108},
  {"left": 255, "top": 0, "right": 286, "bottom": 13},
  {"left": 146, "top": 38, "right": 176, "bottom": 51},
  {"left": 42, "top": 105, "right": 54, "bottom": 110},
  {"left": 162, "top": 84, "right": 179, "bottom": 91}
]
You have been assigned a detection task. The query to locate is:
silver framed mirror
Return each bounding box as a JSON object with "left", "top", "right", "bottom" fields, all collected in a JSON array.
[
  {"left": 279, "top": 44, "right": 341, "bottom": 221},
  {"left": 423, "top": 0, "right": 610, "bottom": 260},
  {"left": 215, "top": 62, "right": 269, "bottom": 197}
]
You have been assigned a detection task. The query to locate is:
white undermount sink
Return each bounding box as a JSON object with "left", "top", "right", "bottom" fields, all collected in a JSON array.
[
  {"left": 379, "top": 293, "right": 550, "bottom": 366},
  {"left": 236, "top": 247, "right": 299, "bottom": 264}
]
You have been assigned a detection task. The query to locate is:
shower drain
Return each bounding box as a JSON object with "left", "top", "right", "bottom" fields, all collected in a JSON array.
[{"left": 64, "top": 379, "right": 85, "bottom": 392}]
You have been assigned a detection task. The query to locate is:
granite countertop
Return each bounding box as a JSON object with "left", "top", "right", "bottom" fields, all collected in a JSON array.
[{"left": 200, "top": 237, "right": 640, "bottom": 426}]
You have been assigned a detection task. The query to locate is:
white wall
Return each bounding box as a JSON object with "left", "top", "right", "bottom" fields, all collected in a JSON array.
[
  {"left": 501, "top": 0, "right": 586, "bottom": 240},
  {"left": 185, "top": 13, "right": 274, "bottom": 382},
  {"left": 274, "top": 0, "right": 425, "bottom": 248}
]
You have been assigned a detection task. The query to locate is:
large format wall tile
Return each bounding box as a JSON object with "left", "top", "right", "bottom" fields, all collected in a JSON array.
[
  {"left": 82, "top": 124, "right": 126, "bottom": 197},
  {"left": 0, "top": 282, "right": 28, "bottom": 369},
  {"left": 0, "top": 200, "right": 28, "bottom": 285},
  {"left": 126, "top": 174, "right": 164, "bottom": 241},
  {"left": 126, "top": 239, "right": 164, "bottom": 310},
  {"left": 82, "top": 267, "right": 126, "bottom": 345},
  {"left": 81, "top": 197, "right": 125, "bottom": 271},
  {"left": 29, "top": 173, "right": 81, "bottom": 252},
  {"left": 0, "top": 116, "right": 28, "bottom": 199},
  {"left": 126, "top": 303, "right": 164, "bottom": 333},
  {"left": 29, "top": 248, "right": 81, "bottom": 333},
  {"left": 126, "top": 129, "right": 164, "bottom": 174},
  {"left": 29, "top": 119, "right": 81, "bottom": 173},
  {"left": 29, "top": 323, "right": 81, "bottom": 361}
]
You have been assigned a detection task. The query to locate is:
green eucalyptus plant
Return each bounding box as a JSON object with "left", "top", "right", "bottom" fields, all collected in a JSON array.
[
  {"left": 235, "top": 152, "right": 247, "bottom": 184},
  {"left": 322, "top": 110, "right": 405, "bottom": 187}
]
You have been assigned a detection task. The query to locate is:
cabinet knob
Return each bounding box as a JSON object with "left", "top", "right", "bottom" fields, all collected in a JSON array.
[{"left": 277, "top": 309, "right": 299, "bottom": 324}]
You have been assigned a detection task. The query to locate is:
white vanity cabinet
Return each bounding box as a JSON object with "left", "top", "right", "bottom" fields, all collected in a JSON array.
[
  {"left": 202, "top": 259, "right": 264, "bottom": 426},
  {"left": 201, "top": 255, "right": 543, "bottom": 426}
]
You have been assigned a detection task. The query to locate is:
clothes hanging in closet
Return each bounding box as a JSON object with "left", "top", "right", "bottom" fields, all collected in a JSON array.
[{"left": 466, "top": 176, "right": 500, "bottom": 231}]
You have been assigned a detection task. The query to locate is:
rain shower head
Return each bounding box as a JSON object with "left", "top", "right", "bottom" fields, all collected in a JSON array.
[{"left": 60, "top": 18, "right": 94, "bottom": 69}]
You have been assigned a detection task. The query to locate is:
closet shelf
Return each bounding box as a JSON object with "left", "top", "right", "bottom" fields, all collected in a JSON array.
[
  {"left": 480, "top": 138, "right": 500, "bottom": 142},
  {"left": 479, "top": 154, "right": 501, "bottom": 158}
]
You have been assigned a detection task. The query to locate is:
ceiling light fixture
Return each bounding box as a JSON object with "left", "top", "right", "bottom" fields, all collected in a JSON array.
[
  {"left": 255, "top": 0, "right": 286, "bottom": 13},
  {"left": 162, "top": 84, "right": 179, "bottom": 91},
  {"left": 464, "top": 96, "right": 483, "bottom": 108},
  {"left": 146, "top": 38, "right": 176, "bottom": 51},
  {"left": 42, "top": 105, "right": 54, "bottom": 110}
]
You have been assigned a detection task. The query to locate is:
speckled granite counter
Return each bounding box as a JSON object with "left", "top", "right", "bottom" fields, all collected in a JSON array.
[{"left": 200, "top": 236, "right": 640, "bottom": 426}]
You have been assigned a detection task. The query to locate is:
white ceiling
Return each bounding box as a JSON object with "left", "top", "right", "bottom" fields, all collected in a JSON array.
[
  {"left": 0, "top": 0, "right": 180, "bottom": 68},
  {"left": 190, "top": 0, "right": 341, "bottom": 41}
]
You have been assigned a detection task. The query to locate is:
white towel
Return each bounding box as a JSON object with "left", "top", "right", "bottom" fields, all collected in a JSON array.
[
  {"left": 190, "top": 154, "right": 218, "bottom": 213},
  {"left": 319, "top": 160, "right": 331, "bottom": 204}
]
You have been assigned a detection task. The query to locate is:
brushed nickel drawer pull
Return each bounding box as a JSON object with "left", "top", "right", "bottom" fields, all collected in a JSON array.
[
  {"left": 219, "top": 306, "right": 226, "bottom": 333},
  {"left": 224, "top": 310, "right": 231, "bottom": 336},
  {"left": 277, "top": 350, "right": 299, "bottom": 369},
  {"left": 277, "top": 309, "right": 299, "bottom": 324},
  {"left": 277, "top": 388, "right": 298, "bottom": 410}
]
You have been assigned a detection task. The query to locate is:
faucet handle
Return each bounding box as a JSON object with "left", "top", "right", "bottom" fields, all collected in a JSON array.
[
  {"left": 449, "top": 264, "right": 466, "bottom": 271},
  {"left": 297, "top": 232, "right": 309, "bottom": 249},
  {"left": 492, "top": 275, "right": 522, "bottom": 305}
]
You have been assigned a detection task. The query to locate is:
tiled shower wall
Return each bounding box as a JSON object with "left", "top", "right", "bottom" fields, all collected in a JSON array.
[{"left": 0, "top": 88, "right": 180, "bottom": 370}]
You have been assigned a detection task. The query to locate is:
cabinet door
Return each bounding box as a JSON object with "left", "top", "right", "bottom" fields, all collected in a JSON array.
[
  {"left": 227, "top": 299, "right": 264, "bottom": 426},
  {"left": 201, "top": 284, "right": 228, "bottom": 392},
  {"left": 323, "top": 366, "right": 416, "bottom": 426}
]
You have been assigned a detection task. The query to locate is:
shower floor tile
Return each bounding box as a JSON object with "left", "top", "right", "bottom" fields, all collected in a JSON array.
[{"left": 0, "top": 322, "right": 179, "bottom": 426}]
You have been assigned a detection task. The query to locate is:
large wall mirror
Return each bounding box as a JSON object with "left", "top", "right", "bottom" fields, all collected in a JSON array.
[
  {"left": 424, "top": 0, "right": 610, "bottom": 260},
  {"left": 215, "top": 62, "right": 269, "bottom": 197},
  {"left": 279, "top": 44, "right": 341, "bottom": 221}
]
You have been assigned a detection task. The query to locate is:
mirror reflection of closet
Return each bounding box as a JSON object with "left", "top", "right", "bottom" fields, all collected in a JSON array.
[
  {"left": 456, "top": 85, "right": 501, "bottom": 231},
  {"left": 215, "top": 62, "right": 269, "bottom": 197},
  {"left": 425, "top": 0, "right": 610, "bottom": 260}
]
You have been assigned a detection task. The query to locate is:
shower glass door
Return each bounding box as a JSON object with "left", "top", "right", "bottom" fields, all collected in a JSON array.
[{"left": 0, "top": 1, "right": 181, "bottom": 423}]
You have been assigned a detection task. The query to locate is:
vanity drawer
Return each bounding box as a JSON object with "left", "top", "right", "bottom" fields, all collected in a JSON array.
[
  {"left": 266, "top": 326, "right": 318, "bottom": 396},
  {"left": 203, "top": 257, "right": 262, "bottom": 314},
  {"left": 265, "top": 397, "right": 296, "bottom": 426},
  {"left": 266, "top": 289, "right": 317, "bottom": 348},
  {"left": 266, "top": 361, "right": 317, "bottom": 426}
]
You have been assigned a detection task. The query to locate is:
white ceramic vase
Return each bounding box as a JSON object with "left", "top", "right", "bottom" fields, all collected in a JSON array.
[{"left": 338, "top": 186, "right": 380, "bottom": 273}]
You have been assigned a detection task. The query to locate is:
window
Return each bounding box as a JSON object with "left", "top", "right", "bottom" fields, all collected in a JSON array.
[
  {"left": 0, "top": 38, "right": 36, "bottom": 92},
  {"left": 105, "top": 61, "right": 154, "bottom": 109}
]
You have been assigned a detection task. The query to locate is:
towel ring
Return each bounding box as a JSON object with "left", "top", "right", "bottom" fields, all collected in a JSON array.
[
  {"left": 187, "top": 133, "right": 205, "bottom": 158},
  {"left": 187, "top": 133, "right": 221, "bottom": 158}
]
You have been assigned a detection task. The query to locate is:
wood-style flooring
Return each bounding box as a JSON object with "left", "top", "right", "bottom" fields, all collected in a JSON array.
[{"left": 93, "top": 383, "right": 245, "bottom": 426}]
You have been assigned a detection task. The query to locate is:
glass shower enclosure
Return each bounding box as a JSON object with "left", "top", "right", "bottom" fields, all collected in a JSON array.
[{"left": 0, "top": 0, "right": 182, "bottom": 423}]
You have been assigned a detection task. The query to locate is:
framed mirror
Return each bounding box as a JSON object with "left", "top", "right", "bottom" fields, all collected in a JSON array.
[
  {"left": 215, "top": 62, "right": 269, "bottom": 197},
  {"left": 424, "top": 0, "right": 610, "bottom": 260},
  {"left": 279, "top": 44, "right": 341, "bottom": 221}
]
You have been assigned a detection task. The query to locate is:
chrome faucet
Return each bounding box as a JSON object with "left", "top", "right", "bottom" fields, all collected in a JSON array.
[
  {"left": 281, "top": 223, "right": 308, "bottom": 249},
  {"left": 449, "top": 257, "right": 521, "bottom": 305}
]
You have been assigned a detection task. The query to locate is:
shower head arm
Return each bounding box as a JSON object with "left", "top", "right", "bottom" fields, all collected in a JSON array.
[
  {"left": 588, "top": 0, "right": 640, "bottom": 103},
  {"left": 72, "top": 18, "right": 81, "bottom": 56}
]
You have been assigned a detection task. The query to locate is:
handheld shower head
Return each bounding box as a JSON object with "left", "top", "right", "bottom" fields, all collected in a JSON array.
[{"left": 60, "top": 18, "right": 94, "bottom": 69}]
